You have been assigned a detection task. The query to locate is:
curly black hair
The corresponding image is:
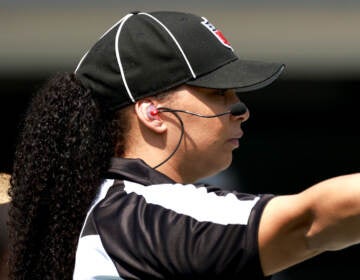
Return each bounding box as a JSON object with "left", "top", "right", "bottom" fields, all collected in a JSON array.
[{"left": 8, "top": 73, "right": 126, "bottom": 279}]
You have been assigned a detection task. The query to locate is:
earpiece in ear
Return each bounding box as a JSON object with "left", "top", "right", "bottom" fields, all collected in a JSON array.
[{"left": 147, "top": 104, "right": 159, "bottom": 119}]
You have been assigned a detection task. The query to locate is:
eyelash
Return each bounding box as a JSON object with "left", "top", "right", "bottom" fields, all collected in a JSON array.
[{"left": 215, "top": 89, "right": 227, "bottom": 96}]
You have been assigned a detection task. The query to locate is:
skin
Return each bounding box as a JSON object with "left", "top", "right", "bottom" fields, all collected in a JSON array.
[
  {"left": 122, "top": 84, "right": 360, "bottom": 276},
  {"left": 259, "top": 174, "right": 360, "bottom": 275}
]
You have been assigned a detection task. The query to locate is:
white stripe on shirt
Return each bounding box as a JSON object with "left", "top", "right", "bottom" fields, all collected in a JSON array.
[{"left": 123, "top": 180, "right": 260, "bottom": 225}]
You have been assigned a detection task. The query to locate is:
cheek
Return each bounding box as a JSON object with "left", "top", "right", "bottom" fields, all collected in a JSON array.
[
  {"left": 186, "top": 119, "right": 227, "bottom": 151},
  {"left": 183, "top": 120, "right": 234, "bottom": 174},
  {"left": 193, "top": 118, "right": 220, "bottom": 136}
]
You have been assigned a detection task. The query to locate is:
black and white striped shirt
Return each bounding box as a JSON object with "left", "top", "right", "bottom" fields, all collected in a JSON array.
[{"left": 73, "top": 157, "right": 274, "bottom": 280}]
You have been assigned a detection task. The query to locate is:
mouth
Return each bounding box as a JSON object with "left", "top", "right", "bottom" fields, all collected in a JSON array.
[
  {"left": 227, "top": 130, "right": 243, "bottom": 147},
  {"left": 232, "top": 130, "right": 244, "bottom": 140},
  {"left": 228, "top": 138, "right": 240, "bottom": 148}
]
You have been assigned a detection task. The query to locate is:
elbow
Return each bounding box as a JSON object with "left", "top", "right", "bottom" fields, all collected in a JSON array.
[
  {"left": 305, "top": 214, "right": 360, "bottom": 252},
  {"left": 303, "top": 215, "right": 327, "bottom": 253},
  {"left": 305, "top": 230, "right": 332, "bottom": 252}
]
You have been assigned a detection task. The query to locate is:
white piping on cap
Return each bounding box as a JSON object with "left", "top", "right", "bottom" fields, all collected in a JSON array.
[
  {"left": 139, "top": 12, "right": 197, "bottom": 79},
  {"left": 115, "top": 13, "right": 135, "bottom": 103},
  {"left": 75, "top": 12, "right": 197, "bottom": 105},
  {"left": 74, "top": 14, "right": 131, "bottom": 74},
  {"left": 74, "top": 50, "right": 89, "bottom": 74}
]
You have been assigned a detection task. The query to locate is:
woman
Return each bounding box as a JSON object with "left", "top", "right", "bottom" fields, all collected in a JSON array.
[{"left": 8, "top": 11, "right": 360, "bottom": 280}]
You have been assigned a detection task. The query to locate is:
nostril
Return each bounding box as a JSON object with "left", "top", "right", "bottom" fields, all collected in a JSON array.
[{"left": 242, "top": 110, "right": 250, "bottom": 123}]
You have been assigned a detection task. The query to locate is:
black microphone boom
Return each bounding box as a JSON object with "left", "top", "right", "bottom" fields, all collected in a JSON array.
[{"left": 157, "top": 101, "right": 247, "bottom": 118}]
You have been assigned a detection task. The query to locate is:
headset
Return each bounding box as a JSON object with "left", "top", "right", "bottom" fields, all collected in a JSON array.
[
  {"left": 148, "top": 102, "right": 247, "bottom": 119},
  {"left": 147, "top": 102, "right": 248, "bottom": 169}
]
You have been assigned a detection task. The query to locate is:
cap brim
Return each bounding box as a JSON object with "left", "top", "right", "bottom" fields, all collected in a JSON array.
[{"left": 186, "top": 59, "right": 285, "bottom": 92}]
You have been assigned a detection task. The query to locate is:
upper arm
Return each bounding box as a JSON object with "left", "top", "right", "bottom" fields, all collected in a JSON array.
[
  {"left": 258, "top": 193, "right": 320, "bottom": 276},
  {"left": 258, "top": 173, "right": 360, "bottom": 276}
]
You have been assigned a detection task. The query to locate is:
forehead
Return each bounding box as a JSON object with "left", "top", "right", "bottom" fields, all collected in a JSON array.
[
  {"left": 157, "top": 85, "right": 238, "bottom": 108},
  {"left": 170, "top": 85, "right": 235, "bottom": 96},
  {"left": 189, "top": 85, "right": 237, "bottom": 93},
  {"left": 150, "top": 85, "right": 238, "bottom": 107}
]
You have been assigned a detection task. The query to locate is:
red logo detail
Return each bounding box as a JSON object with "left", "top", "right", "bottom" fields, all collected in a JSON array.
[{"left": 201, "top": 17, "right": 233, "bottom": 50}]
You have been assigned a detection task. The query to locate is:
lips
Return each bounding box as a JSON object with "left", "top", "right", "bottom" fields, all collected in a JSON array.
[
  {"left": 227, "top": 130, "right": 243, "bottom": 148},
  {"left": 231, "top": 129, "right": 244, "bottom": 140}
]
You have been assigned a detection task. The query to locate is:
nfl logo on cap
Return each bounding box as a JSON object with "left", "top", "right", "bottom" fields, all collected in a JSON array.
[{"left": 201, "top": 17, "right": 233, "bottom": 50}]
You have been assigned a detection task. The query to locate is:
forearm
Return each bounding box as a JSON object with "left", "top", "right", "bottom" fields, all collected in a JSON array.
[{"left": 305, "top": 173, "right": 360, "bottom": 251}]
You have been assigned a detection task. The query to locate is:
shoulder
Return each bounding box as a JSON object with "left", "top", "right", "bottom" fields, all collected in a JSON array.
[{"left": 196, "top": 182, "right": 275, "bottom": 203}]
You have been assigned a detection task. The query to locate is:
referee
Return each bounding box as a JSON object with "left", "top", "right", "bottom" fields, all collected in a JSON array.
[{"left": 8, "top": 11, "right": 360, "bottom": 280}]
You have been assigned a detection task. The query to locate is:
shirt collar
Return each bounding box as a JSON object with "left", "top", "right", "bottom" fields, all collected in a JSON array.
[{"left": 106, "top": 157, "right": 176, "bottom": 186}]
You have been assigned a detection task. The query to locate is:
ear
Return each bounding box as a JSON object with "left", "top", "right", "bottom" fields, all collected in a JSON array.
[{"left": 135, "top": 100, "right": 167, "bottom": 133}]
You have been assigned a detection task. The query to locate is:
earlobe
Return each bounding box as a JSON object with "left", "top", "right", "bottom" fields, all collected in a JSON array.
[{"left": 135, "top": 100, "right": 167, "bottom": 133}]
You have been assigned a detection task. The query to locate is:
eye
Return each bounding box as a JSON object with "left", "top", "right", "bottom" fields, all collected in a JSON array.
[{"left": 214, "top": 89, "right": 227, "bottom": 96}]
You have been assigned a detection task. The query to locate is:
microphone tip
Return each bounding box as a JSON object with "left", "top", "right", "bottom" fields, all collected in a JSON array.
[{"left": 230, "top": 102, "right": 248, "bottom": 116}]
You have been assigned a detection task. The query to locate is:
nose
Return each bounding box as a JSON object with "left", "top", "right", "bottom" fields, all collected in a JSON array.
[
  {"left": 240, "top": 108, "right": 250, "bottom": 123},
  {"left": 226, "top": 91, "right": 250, "bottom": 122}
]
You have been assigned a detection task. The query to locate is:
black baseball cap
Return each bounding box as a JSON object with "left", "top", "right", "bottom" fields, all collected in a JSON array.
[{"left": 75, "top": 11, "right": 285, "bottom": 112}]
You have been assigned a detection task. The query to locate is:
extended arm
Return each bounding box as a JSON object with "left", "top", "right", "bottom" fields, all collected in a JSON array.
[{"left": 258, "top": 173, "right": 360, "bottom": 275}]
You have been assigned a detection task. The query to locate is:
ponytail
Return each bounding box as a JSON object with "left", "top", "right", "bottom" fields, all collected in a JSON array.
[{"left": 8, "top": 73, "right": 124, "bottom": 279}]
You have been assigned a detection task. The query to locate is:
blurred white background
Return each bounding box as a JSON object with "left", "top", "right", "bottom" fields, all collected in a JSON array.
[{"left": 2, "top": 0, "right": 360, "bottom": 78}]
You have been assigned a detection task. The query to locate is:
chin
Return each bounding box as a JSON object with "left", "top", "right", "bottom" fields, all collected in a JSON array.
[
  {"left": 221, "top": 154, "right": 233, "bottom": 169},
  {"left": 206, "top": 157, "right": 233, "bottom": 178},
  {"left": 187, "top": 152, "right": 233, "bottom": 181}
]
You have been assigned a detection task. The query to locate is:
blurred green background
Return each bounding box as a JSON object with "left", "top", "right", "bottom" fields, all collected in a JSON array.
[{"left": 1, "top": 1, "right": 359, "bottom": 279}]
